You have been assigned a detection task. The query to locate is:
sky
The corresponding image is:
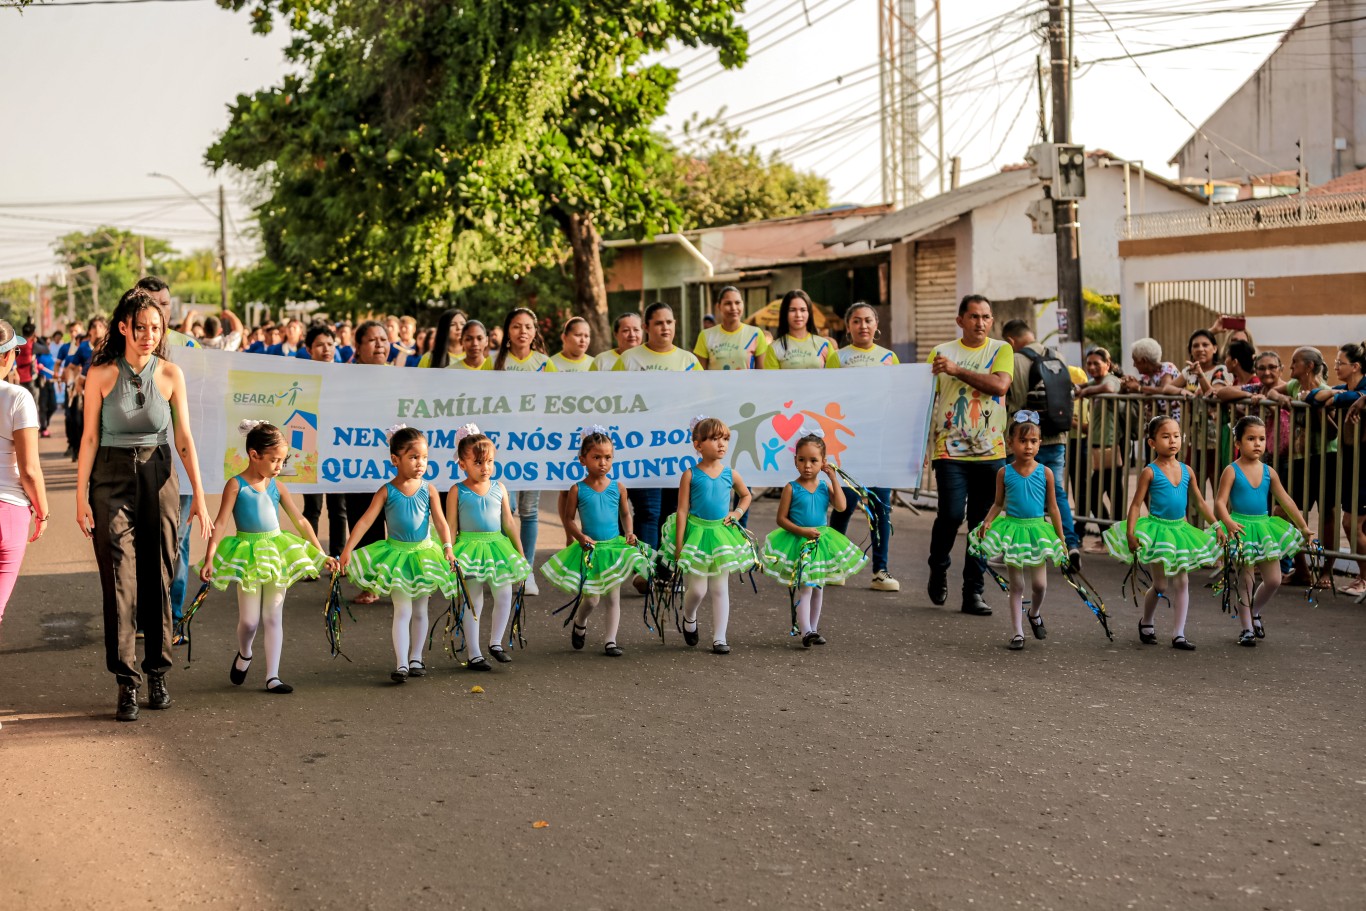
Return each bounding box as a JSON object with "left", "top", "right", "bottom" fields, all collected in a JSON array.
[{"left": 0, "top": 0, "right": 1321, "bottom": 285}]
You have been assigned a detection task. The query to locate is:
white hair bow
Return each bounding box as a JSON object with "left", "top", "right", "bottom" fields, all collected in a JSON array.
[
  {"left": 237, "top": 419, "right": 265, "bottom": 437},
  {"left": 688, "top": 414, "right": 709, "bottom": 431},
  {"left": 385, "top": 423, "right": 408, "bottom": 442},
  {"left": 455, "top": 423, "right": 482, "bottom": 442}
]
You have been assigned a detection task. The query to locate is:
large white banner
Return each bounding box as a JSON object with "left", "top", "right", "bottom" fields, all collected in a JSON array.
[{"left": 173, "top": 347, "right": 933, "bottom": 493}]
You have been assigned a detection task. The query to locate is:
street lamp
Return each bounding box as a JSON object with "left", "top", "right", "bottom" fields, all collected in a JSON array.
[{"left": 147, "top": 172, "right": 230, "bottom": 310}]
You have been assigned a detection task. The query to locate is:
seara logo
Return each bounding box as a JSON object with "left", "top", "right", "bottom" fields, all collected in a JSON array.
[{"left": 231, "top": 381, "right": 305, "bottom": 408}]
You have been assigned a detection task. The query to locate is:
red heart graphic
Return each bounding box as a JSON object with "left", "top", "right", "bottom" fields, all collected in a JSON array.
[
  {"left": 783, "top": 400, "right": 794, "bottom": 408},
  {"left": 772, "top": 413, "right": 804, "bottom": 441}
]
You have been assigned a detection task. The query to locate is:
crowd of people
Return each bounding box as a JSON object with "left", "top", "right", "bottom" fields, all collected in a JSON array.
[{"left": 0, "top": 277, "right": 1358, "bottom": 724}]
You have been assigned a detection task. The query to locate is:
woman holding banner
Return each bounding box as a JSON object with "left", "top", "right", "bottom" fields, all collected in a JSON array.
[
  {"left": 551, "top": 317, "right": 593, "bottom": 372},
  {"left": 829, "top": 302, "right": 899, "bottom": 592},
  {"left": 487, "top": 308, "right": 556, "bottom": 594},
  {"left": 345, "top": 320, "right": 391, "bottom": 604},
  {"left": 761, "top": 290, "right": 840, "bottom": 370},
  {"left": 417, "top": 309, "right": 467, "bottom": 369},
  {"left": 694, "top": 286, "right": 768, "bottom": 371},
  {"left": 590, "top": 312, "right": 643, "bottom": 372}
]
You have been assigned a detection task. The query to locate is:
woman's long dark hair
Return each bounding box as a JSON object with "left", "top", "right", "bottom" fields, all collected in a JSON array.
[
  {"left": 775, "top": 289, "right": 814, "bottom": 351},
  {"left": 92, "top": 289, "right": 168, "bottom": 367},
  {"left": 429, "top": 308, "right": 468, "bottom": 369},
  {"left": 494, "top": 307, "right": 537, "bottom": 371}
]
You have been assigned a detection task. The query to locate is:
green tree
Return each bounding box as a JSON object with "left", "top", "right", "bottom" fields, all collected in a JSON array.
[
  {"left": 1084, "top": 289, "right": 1121, "bottom": 356},
  {"left": 51, "top": 228, "right": 175, "bottom": 318},
  {"left": 0, "top": 279, "right": 35, "bottom": 326},
  {"left": 209, "top": 0, "right": 746, "bottom": 347}
]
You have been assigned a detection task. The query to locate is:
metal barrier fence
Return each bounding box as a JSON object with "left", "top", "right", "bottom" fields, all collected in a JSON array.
[{"left": 908, "top": 392, "right": 1366, "bottom": 579}]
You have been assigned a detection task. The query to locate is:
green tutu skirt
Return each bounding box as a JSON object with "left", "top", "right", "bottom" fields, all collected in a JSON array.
[
  {"left": 968, "top": 516, "right": 1067, "bottom": 568},
  {"left": 347, "top": 536, "right": 460, "bottom": 598},
  {"left": 206, "top": 529, "right": 326, "bottom": 593},
  {"left": 1218, "top": 513, "right": 1303, "bottom": 563},
  {"left": 450, "top": 531, "right": 531, "bottom": 586},
  {"left": 1103, "top": 516, "right": 1221, "bottom": 573},
  {"left": 660, "top": 513, "right": 757, "bottom": 578},
  {"left": 542, "top": 536, "right": 654, "bottom": 595},
  {"left": 762, "top": 527, "right": 868, "bottom": 586}
]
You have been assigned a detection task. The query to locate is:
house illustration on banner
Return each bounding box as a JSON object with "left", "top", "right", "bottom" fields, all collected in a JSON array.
[{"left": 282, "top": 409, "right": 318, "bottom": 454}]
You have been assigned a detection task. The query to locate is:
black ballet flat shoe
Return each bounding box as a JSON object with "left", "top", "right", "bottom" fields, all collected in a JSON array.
[
  {"left": 683, "top": 622, "right": 700, "bottom": 648},
  {"left": 1171, "top": 636, "right": 1196, "bottom": 651},
  {"left": 407, "top": 662, "right": 426, "bottom": 678},
  {"left": 1237, "top": 629, "right": 1257, "bottom": 647},
  {"left": 571, "top": 624, "right": 587, "bottom": 650},
  {"left": 712, "top": 641, "right": 730, "bottom": 655},
  {"left": 1027, "top": 612, "right": 1047, "bottom": 640},
  {"left": 801, "top": 632, "right": 820, "bottom": 648},
  {"left": 1252, "top": 615, "right": 1265, "bottom": 639},
  {"left": 116, "top": 684, "right": 139, "bottom": 722},
  {"left": 810, "top": 631, "right": 826, "bottom": 645},
  {"left": 466, "top": 656, "right": 492, "bottom": 671},
  {"left": 391, "top": 667, "right": 409, "bottom": 684},
  {"left": 489, "top": 646, "right": 513, "bottom": 664},
  {"left": 1008, "top": 635, "right": 1025, "bottom": 650},
  {"left": 147, "top": 674, "right": 171, "bottom": 710},
  {"left": 604, "top": 641, "right": 624, "bottom": 657},
  {"left": 265, "top": 677, "right": 294, "bottom": 694},
  {"left": 1138, "top": 622, "right": 1158, "bottom": 645},
  {"left": 230, "top": 652, "right": 251, "bottom": 686}
]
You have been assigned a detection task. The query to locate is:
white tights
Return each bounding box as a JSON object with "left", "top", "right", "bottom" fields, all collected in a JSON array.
[
  {"left": 795, "top": 586, "right": 825, "bottom": 635},
  {"left": 464, "top": 582, "right": 513, "bottom": 658},
  {"left": 237, "top": 583, "right": 286, "bottom": 682},
  {"left": 390, "top": 592, "right": 431, "bottom": 671},
  {"left": 578, "top": 585, "right": 622, "bottom": 644},
  {"left": 682, "top": 572, "right": 731, "bottom": 645},
  {"left": 1238, "top": 560, "right": 1281, "bottom": 632},
  {"left": 1006, "top": 565, "right": 1048, "bottom": 638},
  {"left": 1142, "top": 565, "right": 1190, "bottom": 640}
]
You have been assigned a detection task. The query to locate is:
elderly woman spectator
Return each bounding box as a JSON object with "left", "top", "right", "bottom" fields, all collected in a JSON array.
[
  {"left": 1310, "top": 342, "right": 1366, "bottom": 595},
  {"left": 1120, "top": 338, "right": 1182, "bottom": 397}
]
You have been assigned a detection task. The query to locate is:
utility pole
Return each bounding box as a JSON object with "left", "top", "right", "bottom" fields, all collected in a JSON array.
[
  {"left": 1047, "top": 0, "right": 1084, "bottom": 348},
  {"left": 878, "top": 0, "right": 943, "bottom": 206},
  {"left": 137, "top": 236, "right": 146, "bottom": 278},
  {"left": 218, "top": 184, "right": 231, "bottom": 310}
]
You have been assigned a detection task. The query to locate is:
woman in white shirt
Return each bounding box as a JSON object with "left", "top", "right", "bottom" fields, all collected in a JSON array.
[{"left": 0, "top": 319, "right": 49, "bottom": 627}]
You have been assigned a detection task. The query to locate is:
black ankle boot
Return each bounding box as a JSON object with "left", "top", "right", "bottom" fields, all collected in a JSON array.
[
  {"left": 116, "top": 684, "right": 139, "bottom": 722},
  {"left": 147, "top": 674, "right": 171, "bottom": 710}
]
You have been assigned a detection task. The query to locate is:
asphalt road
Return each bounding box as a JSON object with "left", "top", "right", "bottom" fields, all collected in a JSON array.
[{"left": 3, "top": 428, "right": 1365, "bottom": 911}]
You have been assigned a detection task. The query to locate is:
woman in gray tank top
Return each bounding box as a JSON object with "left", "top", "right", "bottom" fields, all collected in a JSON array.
[{"left": 74, "top": 288, "right": 213, "bottom": 723}]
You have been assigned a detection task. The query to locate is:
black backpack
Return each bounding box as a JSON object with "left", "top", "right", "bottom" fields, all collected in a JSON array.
[{"left": 1018, "top": 346, "right": 1074, "bottom": 436}]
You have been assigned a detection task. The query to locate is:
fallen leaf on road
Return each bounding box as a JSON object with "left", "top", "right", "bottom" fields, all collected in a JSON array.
[
  {"left": 532, "top": 820, "right": 550, "bottom": 829},
  {"left": 470, "top": 686, "right": 485, "bottom": 694}
]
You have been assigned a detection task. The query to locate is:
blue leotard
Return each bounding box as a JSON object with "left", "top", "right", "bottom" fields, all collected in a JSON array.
[
  {"left": 577, "top": 481, "right": 621, "bottom": 541},
  {"left": 385, "top": 483, "right": 431, "bottom": 543},
  {"left": 1148, "top": 462, "right": 1190, "bottom": 520},
  {"left": 1229, "top": 462, "right": 1271, "bottom": 516},
  {"left": 788, "top": 479, "right": 831, "bottom": 527},
  {"left": 689, "top": 467, "right": 734, "bottom": 521},
  {"left": 457, "top": 482, "right": 505, "bottom": 533},
  {"left": 233, "top": 476, "right": 280, "bottom": 533},
  {"left": 1003, "top": 463, "right": 1048, "bottom": 519}
]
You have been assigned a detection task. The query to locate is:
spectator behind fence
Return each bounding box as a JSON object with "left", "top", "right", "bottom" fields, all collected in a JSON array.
[
  {"left": 1310, "top": 342, "right": 1366, "bottom": 596},
  {"left": 1076, "top": 346, "right": 1123, "bottom": 552},
  {"left": 1177, "top": 328, "right": 1230, "bottom": 493},
  {"left": 1270, "top": 347, "right": 1336, "bottom": 587},
  {"left": 1121, "top": 337, "right": 1183, "bottom": 423},
  {"left": 1220, "top": 339, "right": 1258, "bottom": 394}
]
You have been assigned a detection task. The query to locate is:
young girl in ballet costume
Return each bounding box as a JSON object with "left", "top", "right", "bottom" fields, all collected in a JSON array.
[
  {"left": 1104, "top": 415, "right": 1223, "bottom": 650},
  {"left": 1214, "top": 415, "right": 1313, "bottom": 646},
  {"left": 970, "top": 412, "right": 1068, "bottom": 651},
  {"left": 202, "top": 420, "right": 335, "bottom": 694},
  {"left": 339, "top": 425, "right": 459, "bottom": 683},
  {"left": 662, "top": 416, "right": 754, "bottom": 654},
  {"left": 543, "top": 426, "right": 652, "bottom": 656},
  {"left": 762, "top": 429, "right": 868, "bottom": 646},
  {"left": 446, "top": 424, "right": 531, "bottom": 670}
]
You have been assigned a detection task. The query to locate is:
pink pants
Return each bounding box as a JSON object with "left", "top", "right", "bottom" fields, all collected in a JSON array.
[{"left": 0, "top": 501, "right": 31, "bottom": 622}]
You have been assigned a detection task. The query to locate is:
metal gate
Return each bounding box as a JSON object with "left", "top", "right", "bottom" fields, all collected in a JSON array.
[
  {"left": 913, "top": 239, "right": 957, "bottom": 356},
  {"left": 1147, "top": 278, "right": 1244, "bottom": 362}
]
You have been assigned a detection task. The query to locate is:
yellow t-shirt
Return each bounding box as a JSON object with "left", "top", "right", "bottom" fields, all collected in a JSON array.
[
  {"left": 693, "top": 324, "right": 769, "bottom": 370},
  {"left": 927, "top": 337, "right": 1013, "bottom": 461},
  {"left": 589, "top": 349, "right": 621, "bottom": 372},
  {"left": 551, "top": 352, "right": 593, "bottom": 373},
  {"left": 612, "top": 345, "right": 701, "bottom": 372},
  {"left": 837, "top": 344, "right": 899, "bottom": 368},
  {"left": 482, "top": 351, "right": 557, "bottom": 372},
  {"left": 761, "top": 333, "right": 840, "bottom": 370},
  {"left": 453, "top": 356, "right": 488, "bottom": 370},
  {"left": 416, "top": 350, "right": 465, "bottom": 369}
]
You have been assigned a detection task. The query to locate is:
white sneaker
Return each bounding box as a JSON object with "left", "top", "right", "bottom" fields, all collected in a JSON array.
[
  {"left": 870, "top": 570, "right": 900, "bottom": 592},
  {"left": 827, "top": 577, "right": 845, "bottom": 586},
  {"left": 523, "top": 575, "right": 539, "bottom": 596}
]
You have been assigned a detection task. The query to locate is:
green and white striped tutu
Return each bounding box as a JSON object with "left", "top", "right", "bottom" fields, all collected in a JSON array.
[
  {"left": 347, "top": 536, "right": 460, "bottom": 598},
  {"left": 542, "top": 536, "right": 654, "bottom": 596},
  {"left": 968, "top": 516, "right": 1067, "bottom": 568},
  {"left": 762, "top": 527, "right": 868, "bottom": 586},
  {"left": 660, "top": 513, "right": 756, "bottom": 578},
  {"left": 206, "top": 530, "right": 326, "bottom": 593},
  {"left": 1217, "top": 513, "right": 1304, "bottom": 563},
  {"left": 1103, "top": 516, "right": 1221, "bottom": 573},
  {"left": 450, "top": 531, "right": 531, "bottom": 586}
]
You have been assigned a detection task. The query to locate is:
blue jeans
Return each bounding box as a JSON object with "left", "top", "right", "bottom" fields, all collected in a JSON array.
[
  {"left": 1036, "top": 443, "right": 1080, "bottom": 550},
  {"left": 169, "top": 494, "right": 193, "bottom": 622},
  {"left": 930, "top": 458, "right": 1004, "bottom": 597},
  {"left": 508, "top": 489, "right": 539, "bottom": 565},
  {"left": 831, "top": 486, "right": 891, "bottom": 573}
]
